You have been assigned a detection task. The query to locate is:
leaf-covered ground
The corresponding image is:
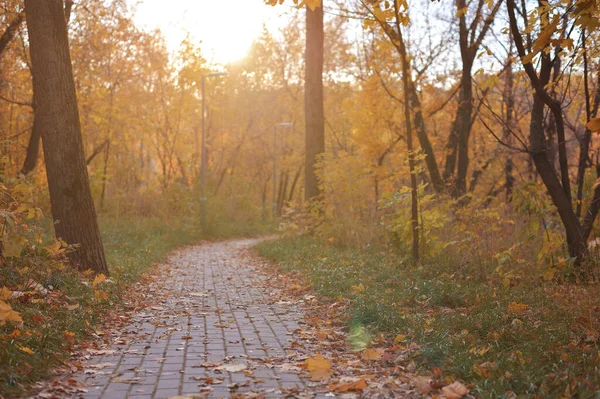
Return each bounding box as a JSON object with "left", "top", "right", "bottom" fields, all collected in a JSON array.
[{"left": 257, "top": 236, "right": 600, "bottom": 398}]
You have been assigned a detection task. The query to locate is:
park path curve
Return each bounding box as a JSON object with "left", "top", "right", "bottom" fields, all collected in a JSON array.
[{"left": 70, "top": 238, "right": 328, "bottom": 399}]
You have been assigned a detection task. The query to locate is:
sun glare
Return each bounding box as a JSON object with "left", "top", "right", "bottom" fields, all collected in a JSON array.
[{"left": 133, "top": 0, "right": 281, "bottom": 64}]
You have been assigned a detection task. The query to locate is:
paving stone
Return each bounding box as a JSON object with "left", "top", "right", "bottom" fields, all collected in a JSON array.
[{"left": 69, "top": 240, "right": 317, "bottom": 398}]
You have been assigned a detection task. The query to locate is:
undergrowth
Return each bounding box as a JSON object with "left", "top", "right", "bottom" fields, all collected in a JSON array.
[{"left": 256, "top": 236, "right": 600, "bottom": 398}]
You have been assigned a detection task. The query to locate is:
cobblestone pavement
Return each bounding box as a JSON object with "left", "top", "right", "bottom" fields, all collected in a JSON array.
[{"left": 74, "top": 239, "right": 325, "bottom": 399}]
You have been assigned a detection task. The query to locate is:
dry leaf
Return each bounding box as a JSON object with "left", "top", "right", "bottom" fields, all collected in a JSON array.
[
  {"left": 92, "top": 274, "right": 107, "bottom": 287},
  {"left": 393, "top": 334, "right": 407, "bottom": 343},
  {"left": 0, "top": 287, "right": 12, "bottom": 300},
  {"left": 215, "top": 363, "right": 247, "bottom": 372},
  {"left": 441, "top": 381, "right": 470, "bottom": 398},
  {"left": 508, "top": 301, "right": 528, "bottom": 314},
  {"left": 0, "top": 300, "right": 22, "bottom": 324},
  {"left": 328, "top": 378, "right": 368, "bottom": 392},
  {"left": 18, "top": 345, "right": 34, "bottom": 355},
  {"left": 362, "top": 348, "right": 383, "bottom": 361},
  {"left": 413, "top": 375, "right": 432, "bottom": 394},
  {"left": 302, "top": 354, "right": 332, "bottom": 381}
]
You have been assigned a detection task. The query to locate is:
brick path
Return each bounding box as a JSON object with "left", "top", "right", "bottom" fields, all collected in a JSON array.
[{"left": 76, "top": 239, "right": 322, "bottom": 399}]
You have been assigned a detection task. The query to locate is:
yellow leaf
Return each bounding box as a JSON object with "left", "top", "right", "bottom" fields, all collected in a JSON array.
[
  {"left": 0, "top": 286, "right": 12, "bottom": 300},
  {"left": 362, "top": 348, "right": 383, "bottom": 361},
  {"left": 508, "top": 301, "right": 528, "bottom": 313},
  {"left": 393, "top": 334, "right": 406, "bottom": 343},
  {"left": 92, "top": 274, "right": 107, "bottom": 287},
  {"left": 587, "top": 118, "right": 600, "bottom": 133},
  {"left": 351, "top": 283, "right": 365, "bottom": 295},
  {"left": 18, "top": 346, "right": 34, "bottom": 355},
  {"left": 0, "top": 300, "right": 22, "bottom": 323},
  {"left": 302, "top": 354, "right": 332, "bottom": 381},
  {"left": 441, "top": 381, "right": 470, "bottom": 398},
  {"left": 94, "top": 290, "right": 109, "bottom": 300}
]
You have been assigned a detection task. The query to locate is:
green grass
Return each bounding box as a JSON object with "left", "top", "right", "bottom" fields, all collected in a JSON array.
[
  {"left": 256, "top": 236, "right": 600, "bottom": 398},
  {"left": 0, "top": 215, "right": 271, "bottom": 397}
]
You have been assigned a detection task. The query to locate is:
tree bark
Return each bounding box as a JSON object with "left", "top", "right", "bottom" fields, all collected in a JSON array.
[
  {"left": 304, "top": 4, "right": 325, "bottom": 201},
  {"left": 24, "top": 0, "right": 108, "bottom": 275},
  {"left": 393, "top": 6, "right": 419, "bottom": 264}
]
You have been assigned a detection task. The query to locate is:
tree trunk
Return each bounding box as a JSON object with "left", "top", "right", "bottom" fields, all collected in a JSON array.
[
  {"left": 503, "top": 47, "right": 515, "bottom": 199},
  {"left": 394, "top": 9, "right": 419, "bottom": 264},
  {"left": 304, "top": 3, "right": 325, "bottom": 201},
  {"left": 24, "top": 0, "right": 108, "bottom": 275},
  {"left": 20, "top": 112, "right": 42, "bottom": 175}
]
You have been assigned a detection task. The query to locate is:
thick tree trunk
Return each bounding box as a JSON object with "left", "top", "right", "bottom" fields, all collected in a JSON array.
[
  {"left": 24, "top": 0, "right": 108, "bottom": 275},
  {"left": 304, "top": 4, "right": 325, "bottom": 201}
]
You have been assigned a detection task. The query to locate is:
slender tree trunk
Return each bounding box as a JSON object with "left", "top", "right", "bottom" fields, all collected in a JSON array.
[
  {"left": 394, "top": 9, "right": 419, "bottom": 263},
  {"left": 24, "top": 0, "right": 108, "bottom": 274},
  {"left": 20, "top": 112, "right": 42, "bottom": 175},
  {"left": 503, "top": 42, "right": 515, "bottom": 199},
  {"left": 576, "top": 31, "right": 600, "bottom": 219},
  {"left": 304, "top": 3, "right": 325, "bottom": 201},
  {"left": 288, "top": 166, "right": 302, "bottom": 203}
]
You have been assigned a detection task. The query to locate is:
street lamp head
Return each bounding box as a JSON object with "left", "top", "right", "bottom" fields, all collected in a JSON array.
[{"left": 277, "top": 122, "right": 293, "bottom": 127}]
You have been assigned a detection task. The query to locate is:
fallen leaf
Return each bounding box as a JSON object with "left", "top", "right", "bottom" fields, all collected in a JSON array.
[
  {"left": 0, "top": 300, "right": 22, "bottom": 324},
  {"left": 215, "top": 363, "right": 247, "bottom": 372},
  {"left": 302, "top": 354, "right": 332, "bottom": 381},
  {"left": 18, "top": 345, "right": 34, "bottom": 355},
  {"left": 441, "top": 381, "right": 469, "bottom": 398},
  {"left": 328, "top": 378, "right": 367, "bottom": 392},
  {"left": 362, "top": 348, "right": 383, "bottom": 361},
  {"left": 393, "top": 334, "right": 407, "bottom": 343},
  {"left": 413, "top": 376, "right": 432, "bottom": 395},
  {"left": 0, "top": 287, "right": 12, "bottom": 300},
  {"left": 508, "top": 301, "right": 528, "bottom": 314},
  {"left": 66, "top": 304, "right": 80, "bottom": 311},
  {"left": 92, "top": 274, "right": 107, "bottom": 287}
]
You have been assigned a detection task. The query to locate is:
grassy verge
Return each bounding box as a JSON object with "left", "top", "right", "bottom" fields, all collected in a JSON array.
[
  {"left": 256, "top": 236, "right": 600, "bottom": 398},
  {"left": 0, "top": 215, "right": 271, "bottom": 397}
]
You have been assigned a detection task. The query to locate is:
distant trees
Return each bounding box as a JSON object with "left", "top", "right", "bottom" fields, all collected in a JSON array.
[{"left": 24, "top": 0, "right": 108, "bottom": 274}]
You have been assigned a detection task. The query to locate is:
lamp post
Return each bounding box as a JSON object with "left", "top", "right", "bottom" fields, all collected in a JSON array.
[
  {"left": 201, "top": 71, "right": 227, "bottom": 233},
  {"left": 273, "top": 122, "right": 293, "bottom": 220}
]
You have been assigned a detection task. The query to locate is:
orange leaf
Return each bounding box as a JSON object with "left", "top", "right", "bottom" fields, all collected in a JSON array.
[
  {"left": 92, "top": 273, "right": 107, "bottom": 287},
  {"left": 302, "top": 354, "right": 332, "bottom": 381},
  {"left": 18, "top": 345, "right": 34, "bottom": 355},
  {"left": 586, "top": 117, "right": 600, "bottom": 133},
  {"left": 0, "top": 286, "right": 12, "bottom": 300},
  {"left": 328, "top": 378, "right": 367, "bottom": 392},
  {"left": 508, "top": 301, "right": 528, "bottom": 313},
  {"left": 0, "top": 300, "right": 22, "bottom": 324},
  {"left": 362, "top": 348, "right": 383, "bottom": 361}
]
